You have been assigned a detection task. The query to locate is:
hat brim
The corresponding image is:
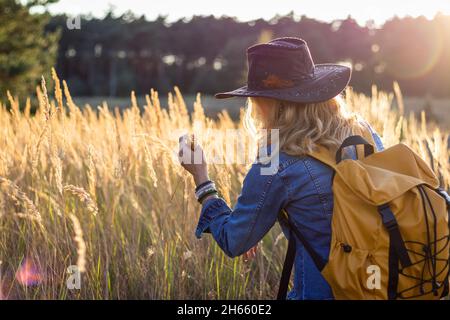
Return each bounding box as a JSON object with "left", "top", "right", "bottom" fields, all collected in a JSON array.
[{"left": 214, "top": 64, "right": 351, "bottom": 103}]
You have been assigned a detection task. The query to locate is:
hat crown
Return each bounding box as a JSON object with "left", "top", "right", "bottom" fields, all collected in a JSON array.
[
  {"left": 248, "top": 37, "right": 307, "bottom": 51},
  {"left": 246, "top": 37, "right": 315, "bottom": 90}
]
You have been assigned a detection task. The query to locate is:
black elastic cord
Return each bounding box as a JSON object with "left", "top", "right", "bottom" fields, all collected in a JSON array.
[
  {"left": 418, "top": 186, "right": 432, "bottom": 295},
  {"left": 437, "top": 187, "right": 450, "bottom": 298},
  {"left": 395, "top": 187, "right": 450, "bottom": 299},
  {"left": 396, "top": 235, "right": 450, "bottom": 298},
  {"left": 424, "top": 188, "right": 438, "bottom": 294},
  {"left": 419, "top": 185, "right": 440, "bottom": 295}
]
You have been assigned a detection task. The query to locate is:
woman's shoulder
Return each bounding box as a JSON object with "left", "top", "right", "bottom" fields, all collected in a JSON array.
[
  {"left": 254, "top": 150, "right": 331, "bottom": 180},
  {"left": 356, "top": 118, "right": 385, "bottom": 151},
  {"left": 255, "top": 148, "right": 302, "bottom": 169}
]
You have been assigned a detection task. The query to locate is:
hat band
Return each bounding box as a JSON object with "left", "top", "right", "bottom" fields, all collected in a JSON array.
[{"left": 247, "top": 70, "right": 315, "bottom": 90}]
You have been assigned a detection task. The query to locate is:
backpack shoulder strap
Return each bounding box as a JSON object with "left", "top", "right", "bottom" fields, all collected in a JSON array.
[
  {"left": 277, "top": 209, "right": 327, "bottom": 299},
  {"left": 277, "top": 228, "right": 296, "bottom": 300}
]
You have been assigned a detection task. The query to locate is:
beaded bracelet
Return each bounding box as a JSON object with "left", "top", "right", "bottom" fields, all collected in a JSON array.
[
  {"left": 196, "top": 185, "right": 216, "bottom": 201},
  {"left": 195, "top": 181, "right": 216, "bottom": 199},
  {"left": 198, "top": 190, "right": 218, "bottom": 204},
  {"left": 194, "top": 180, "right": 219, "bottom": 203},
  {"left": 195, "top": 180, "right": 213, "bottom": 192}
]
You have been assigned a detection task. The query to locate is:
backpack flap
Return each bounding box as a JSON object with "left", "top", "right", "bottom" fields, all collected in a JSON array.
[{"left": 335, "top": 143, "right": 440, "bottom": 206}]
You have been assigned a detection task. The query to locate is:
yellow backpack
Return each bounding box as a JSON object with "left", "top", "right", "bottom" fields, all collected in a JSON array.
[{"left": 278, "top": 129, "right": 450, "bottom": 300}]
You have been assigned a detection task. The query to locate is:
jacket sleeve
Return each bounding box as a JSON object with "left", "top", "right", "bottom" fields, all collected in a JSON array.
[{"left": 195, "top": 162, "right": 289, "bottom": 258}]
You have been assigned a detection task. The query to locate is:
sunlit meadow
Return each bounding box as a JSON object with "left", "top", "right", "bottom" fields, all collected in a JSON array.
[{"left": 0, "top": 69, "right": 448, "bottom": 299}]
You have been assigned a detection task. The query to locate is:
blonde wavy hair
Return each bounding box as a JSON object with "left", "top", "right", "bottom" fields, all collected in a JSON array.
[{"left": 244, "top": 95, "right": 364, "bottom": 156}]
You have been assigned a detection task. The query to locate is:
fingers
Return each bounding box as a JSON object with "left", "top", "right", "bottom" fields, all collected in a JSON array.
[
  {"left": 178, "top": 144, "right": 190, "bottom": 164},
  {"left": 178, "top": 134, "right": 204, "bottom": 164},
  {"left": 178, "top": 134, "right": 189, "bottom": 161},
  {"left": 179, "top": 134, "right": 195, "bottom": 151},
  {"left": 179, "top": 134, "right": 199, "bottom": 150},
  {"left": 249, "top": 247, "right": 257, "bottom": 258},
  {"left": 179, "top": 133, "right": 189, "bottom": 147},
  {"left": 243, "top": 246, "right": 258, "bottom": 262}
]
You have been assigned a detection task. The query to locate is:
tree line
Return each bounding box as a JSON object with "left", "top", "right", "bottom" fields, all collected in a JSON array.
[{"left": 2, "top": 0, "right": 450, "bottom": 98}]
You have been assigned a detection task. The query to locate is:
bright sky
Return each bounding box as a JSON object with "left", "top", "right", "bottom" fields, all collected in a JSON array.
[{"left": 46, "top": 0, "right": 450, "bottom": 25}]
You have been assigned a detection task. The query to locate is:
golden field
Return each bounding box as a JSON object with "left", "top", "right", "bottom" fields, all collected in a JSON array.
[{"left": 0, "top": 70, "right": 448, "bottom": 299}]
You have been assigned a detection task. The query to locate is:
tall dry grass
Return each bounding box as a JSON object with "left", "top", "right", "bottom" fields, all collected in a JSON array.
[{"left": 0, "top": 70, "right": 448, "bottom": 299}]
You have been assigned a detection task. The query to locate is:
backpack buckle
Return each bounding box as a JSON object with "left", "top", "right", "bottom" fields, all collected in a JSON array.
[
  {"left": 384, "top": 219, "right": 398, "bottom": 231},
  {"left": 378, "top": 203, "right": 398, "bottom": 231}
]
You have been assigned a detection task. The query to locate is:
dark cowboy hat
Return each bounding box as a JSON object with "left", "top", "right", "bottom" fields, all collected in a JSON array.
[{"left": 215, "top": 37, "right": 352, "bottom": 103}]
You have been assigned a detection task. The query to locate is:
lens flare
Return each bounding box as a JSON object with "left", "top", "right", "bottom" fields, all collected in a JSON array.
[
  {"left": 386, "top": 21, "right": 444, "bottom": 80},
  {"left": 15, "top": 259, "right": 42, "bottom": 286}
]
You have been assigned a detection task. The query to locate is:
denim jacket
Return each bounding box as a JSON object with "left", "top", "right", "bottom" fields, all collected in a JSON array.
[{"left": 195, "top": 124, "right": 384, "bottom": 300}]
